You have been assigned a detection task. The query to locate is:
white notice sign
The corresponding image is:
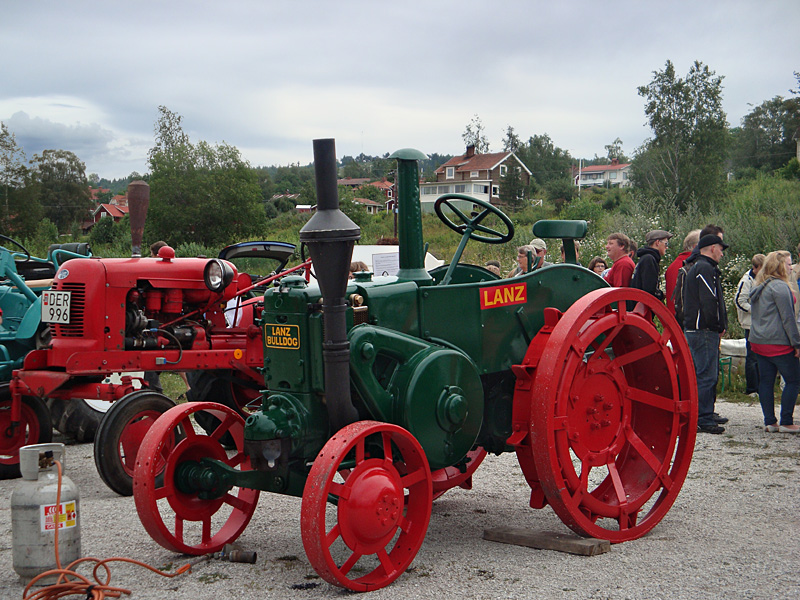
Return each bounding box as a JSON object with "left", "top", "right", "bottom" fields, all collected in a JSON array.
[{"left": 371, "top": 253, "right": 400, "bottom": 276}]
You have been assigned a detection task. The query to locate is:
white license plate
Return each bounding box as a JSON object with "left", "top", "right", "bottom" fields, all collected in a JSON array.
[{"left": 41, "top": 290, "right": 71, "bottom": 324}]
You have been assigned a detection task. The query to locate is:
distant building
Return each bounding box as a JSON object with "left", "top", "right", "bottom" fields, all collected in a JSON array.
[
  {"left": 573, "top": 159, "right": 632, "bottom": 188},
  {"left": 418, "top": 145, "right": 531, "bottom": 213},
  {"left": 353, "top": 197, "right": 383, "bottom": 215}
]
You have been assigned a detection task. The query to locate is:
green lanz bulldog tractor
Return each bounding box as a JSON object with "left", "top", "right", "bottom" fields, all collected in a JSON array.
[{"left": 132, "top": 139, "right": 697, "bottom": 591}]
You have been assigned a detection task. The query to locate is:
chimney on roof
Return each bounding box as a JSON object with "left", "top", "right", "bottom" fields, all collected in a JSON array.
[
  {"left": 466, "top": 144, "right": 476, "bottom": 157},
  {"left": 611, "top": 158, "right": 619, "bottom": 165}
]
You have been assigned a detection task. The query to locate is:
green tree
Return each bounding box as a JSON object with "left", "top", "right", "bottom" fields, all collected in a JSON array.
[
  {"left": 355, "top": 184, "right": 385, "bottom": 204},
  {"left": 146, "top": 106, "right": 267, "bottom": 247},
  {"left": 502, "top": 126, "right": 521, "bottom": 153},
  {"left": 633, "top": 60, "right": 728, "bottom": 211},
  {"left": 517, "top": 134, "right": 573, "bottom": 186},
  {"left": 0, "top": 121, "right": 38, "bottom": 235},
  {"left": 462, "top": 114, "right": 490, "bottom": 153},
  {"left": 499, "top": 163, "right": 526, "bottom": 209},
  {"left": 30, "top": 149, "right": 92, "bottom": 232},
  {"left": 730, "top": 95, "right": 800, "bottom": 175},
  {"left": 604, "top": 137, "right": 627, "bottom": 162}
]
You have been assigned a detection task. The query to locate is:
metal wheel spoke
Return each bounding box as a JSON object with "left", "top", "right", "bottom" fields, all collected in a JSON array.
[
  {"left": 400, "top": 466, "right": 427, "bottom": 489},
  {"left": 611, "top": 340, "right": 660, "bottom": 369},
  {"left": 325, "top": 523, "right": 341, "bottom": 548},
  {"left": 330, "top": 481, "right": 350, "bottom": 500},
  {"left": 174, "top": 515, "right": 184, "bottom": 542},
  {"left": 355, "top": 437, "right": 365, "bottom": 464},
  {"left": 625, "top": 428, "right": 674, "bottom": 490},
  {"left": 607, "top": 460, "right": 628, "bottom": 507},
  {"left": 153, "top": 484, "right": 169, "bottom": 500},
  {"left": 202, "top": 516, "right": 211, "bottom": 543},
  {"left": 626, "top": 386, "right": 676, "bottom": 413},
  {"left": 588, "top": 322, "right": 624, "bottom": 357},
  {"left": 209, "top": 413, "right": 237, "bottom": 441},
  {"left": 381, "top": 431, "right": 393, "bottom": 463},
  {"left": 181, "top": 416, "right": 197, "bottom": 439},
  {"left": 376, "top": 548, "right": 398, "bottom": 578},
  {"left": 339, "top": 550, "right": 362, "bottom": 576},
  {"left": 223, "top": 492, "right": 250, "bottom": 512},
  {"left": 223, "top": 451, "right": 245, "bottom": 468}
]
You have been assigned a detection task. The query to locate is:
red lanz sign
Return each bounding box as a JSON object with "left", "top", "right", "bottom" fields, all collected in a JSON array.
[{"left": 480, "top": 282, "right": 527, "bottom": 309}]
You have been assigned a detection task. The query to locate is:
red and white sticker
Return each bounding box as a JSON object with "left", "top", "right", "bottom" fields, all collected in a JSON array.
[
  {"left": 40, "top": 500, "right": 77, "bottom": 532},
  {"left": 479, "top": 282, "right": 527, "bottom": 310}
]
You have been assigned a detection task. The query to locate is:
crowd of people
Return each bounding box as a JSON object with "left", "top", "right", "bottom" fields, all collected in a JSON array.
[
  {"left": 494, "top": 226, "right": 800, "bottom": 436},
  {"left": 589, "top": 227, "right": 800, "bottom": 435}
]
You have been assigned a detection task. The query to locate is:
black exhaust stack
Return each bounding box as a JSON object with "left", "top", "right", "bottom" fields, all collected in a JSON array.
[
  {"left": 299, "top": 138, "right": 361, "bottom": 431},
  {"left": 127, "top": 180, "right": 150, "bottom": 257}
]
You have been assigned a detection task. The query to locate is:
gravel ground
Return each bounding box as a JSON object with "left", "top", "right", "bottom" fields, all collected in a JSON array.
[{"left": 1, "top": 398, "right": 798, "bottom": 600}]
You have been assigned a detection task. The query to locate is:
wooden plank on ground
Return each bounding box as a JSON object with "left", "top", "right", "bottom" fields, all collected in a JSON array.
[{"left": 483, "top": 527, "right": 611, "bottom": 556}]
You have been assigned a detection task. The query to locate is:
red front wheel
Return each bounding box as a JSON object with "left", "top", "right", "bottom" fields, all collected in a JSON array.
[
  {"left": 301, "top": 421, "right": 432, "bottom": 592},
  {"left": 133, "top": 402, "right": 259, "bottom": 554}
]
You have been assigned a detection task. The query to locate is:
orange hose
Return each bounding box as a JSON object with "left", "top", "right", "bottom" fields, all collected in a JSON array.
[{"left": 21, "top": 460, "right": 192, "bottom": 600}]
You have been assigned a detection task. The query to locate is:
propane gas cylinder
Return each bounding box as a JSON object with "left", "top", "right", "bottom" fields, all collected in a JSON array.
[{"left": 11, "top": 443, "right": 81, "bottom": 583}]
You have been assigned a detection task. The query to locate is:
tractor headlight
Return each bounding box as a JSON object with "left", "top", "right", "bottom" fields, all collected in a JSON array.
[{"left": 204, "top": 259, "right": 234, "bottom": 292}]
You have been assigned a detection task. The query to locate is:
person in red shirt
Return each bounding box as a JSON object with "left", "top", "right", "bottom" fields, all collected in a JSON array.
[
  {"left": 665, "top": 229, "right": 700, "bottom": 315},
  {"left": 603, "top": 232, "right": 635, "bottom": 287}
]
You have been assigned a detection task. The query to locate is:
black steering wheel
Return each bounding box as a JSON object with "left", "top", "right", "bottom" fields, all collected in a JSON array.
[
  {"left": 0, "top": 234, "right": 31, "bottom": 262},
  {"left": 434, "top": 194, "right": 514, "bottom": 244}
]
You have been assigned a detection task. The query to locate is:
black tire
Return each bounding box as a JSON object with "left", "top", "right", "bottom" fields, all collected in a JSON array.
[
  {"left": 94, "top": 391, "right": 175, "bottom": 496},
  {"left": 47, "top": 398, "right": 110, "bottom": 443},
  {"left": 0, "top": 386, "right": 53, "bottom": 480}
]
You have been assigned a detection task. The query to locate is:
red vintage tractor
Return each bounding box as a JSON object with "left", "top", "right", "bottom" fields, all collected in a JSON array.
[{"left": 4, "top": 181, "right": 308, "bottom": 493}]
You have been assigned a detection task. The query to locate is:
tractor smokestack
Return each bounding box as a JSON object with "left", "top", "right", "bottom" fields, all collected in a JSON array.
[
  {"left": 127, "top": 180, "right": 150, "bottom": 257},
  {"left": 299, "top": 138, "right": 360, "bottom": 432}
]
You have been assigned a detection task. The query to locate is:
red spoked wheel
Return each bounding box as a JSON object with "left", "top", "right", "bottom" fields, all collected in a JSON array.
[
  {"left": 133, "top": 402, "right": 259, "bottom": 554},
  {"left": 514, "top": 287, "right": 697, "bottom": 542},
  {"left": 301, "top": 421, "right": 432, "bottom": 592},
  {"left": 431, "top": 447, "right": 486, "bottom": 500}
]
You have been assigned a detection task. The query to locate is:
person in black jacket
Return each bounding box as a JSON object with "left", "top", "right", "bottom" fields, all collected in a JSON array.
[
  {"left": 683, "top": 234, "right": 729, "bottom": 434},
  {"left": 631, "top": 230, "right": 673, "bottom": 300}
]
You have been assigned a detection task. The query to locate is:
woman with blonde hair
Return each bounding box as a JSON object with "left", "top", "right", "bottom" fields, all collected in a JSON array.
[{"left": 749, "top": 250, "right": 800, "bottom": 433}]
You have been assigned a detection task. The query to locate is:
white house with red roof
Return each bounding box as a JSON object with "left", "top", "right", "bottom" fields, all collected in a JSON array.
[
  {"left": 353, "top": 197, "right": 384, "bottom": 215},
  {"left": 419, "top": 145, "right": 531, "bottom": 212},
  {"left": 573, "top": 159, "right": 632, "bottom": 188}
]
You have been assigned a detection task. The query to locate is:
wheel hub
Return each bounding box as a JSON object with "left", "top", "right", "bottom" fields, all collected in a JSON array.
[
  {"left": 567, "top": 360, "right": 625, "bottom": 455},
  {"left": 338, "top": 460, "right": 403, "bottom": 551}
]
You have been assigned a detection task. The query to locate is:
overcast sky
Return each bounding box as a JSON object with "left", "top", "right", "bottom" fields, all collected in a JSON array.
[{"left": 2, "top": 1, "right": 798, "bottom": 179}]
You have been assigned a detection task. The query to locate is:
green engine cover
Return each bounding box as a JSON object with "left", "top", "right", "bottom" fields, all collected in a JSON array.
[{"left": 349, "top": 325, "right": 483, "bottom": 470}]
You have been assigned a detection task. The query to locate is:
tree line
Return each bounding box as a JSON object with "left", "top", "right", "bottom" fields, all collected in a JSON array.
[{"left": 1, "top": 61, "right": 798, "bottom": 249}]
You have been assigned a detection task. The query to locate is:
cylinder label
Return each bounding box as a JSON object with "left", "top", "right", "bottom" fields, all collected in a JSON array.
[{"left": 40, "top": 501, "right": 77, "bottom": 532}]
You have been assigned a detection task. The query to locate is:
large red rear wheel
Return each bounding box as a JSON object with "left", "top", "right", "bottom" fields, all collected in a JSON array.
[
  {"left": 301, "top": 421, "right": 432, "bottom": 592},
  {"left": 133, "top": 402, "right": 259, "bottom": 554},
  {"left": 513, "top": 288, "right": 696, "bottom": 542}
]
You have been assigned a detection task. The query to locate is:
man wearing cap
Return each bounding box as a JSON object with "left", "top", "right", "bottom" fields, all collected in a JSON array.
[
  {"left": 684, "top": 234, "right": 729, "bottom": 434},
  {"left": 631, "top": 230, "right": 673, "bottom": 300},
  {"left": 528, "top": 238, "right": 551, "bottom": 270}
]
